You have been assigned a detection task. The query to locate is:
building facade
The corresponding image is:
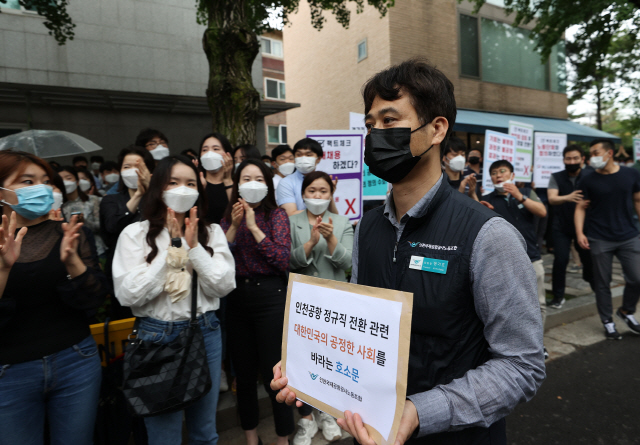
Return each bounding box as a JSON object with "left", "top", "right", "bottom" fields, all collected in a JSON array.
[
  {"left": 0, "top": 0, "right": 293, "bottom": 162},
  {"left": 283, "top": 0, "right": 568, "bottom": 148}
]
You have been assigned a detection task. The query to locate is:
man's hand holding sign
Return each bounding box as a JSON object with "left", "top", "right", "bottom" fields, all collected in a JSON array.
[{"left": 271, "top": 273, "right": 413, "bottom": 445}]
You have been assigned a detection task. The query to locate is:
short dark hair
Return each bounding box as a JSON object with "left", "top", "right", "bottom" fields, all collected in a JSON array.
[
  {"left": 72, "top": 155, "right": 88, "bottom": 165},
  {"left": 442, "top": 136, "right": 467, "bottom": 158},
  {"left": 100, "top": 161, "right": 118, "bottom": 173},
  {"left": 198, "top": 132, "right": 233, "bottom": 156},
  {"left": 563, "top": 145, "right": 584, "bottom": 158},
  {"left": 135, "top": 128, "right": 168, "bottom": 148},
  {"left": 589, "top": 138, "right": 615, "bottom": 152},
  {"left": 90, "top": 155, "right": 104, "bottom": 163},
  {"left": 293, "top": 138, "right": 323, "bottom": 158},
  {"left": 362, "top": 58, "right": 457, "bottom": 145},
  {"left": 233, "top": 144, "right": 262, "bottom": 161},
  {"left": 262, "top": 155, "right": 272, "bottom": 162},
  {"left": 489, "top": 159, "right": 514, "bottom": 173},
  {"left": 271, "top": 144, "right": 293, "bottom": 160},
  {"left": 302, "top": 171, "right": 335, "bottom": 195}
]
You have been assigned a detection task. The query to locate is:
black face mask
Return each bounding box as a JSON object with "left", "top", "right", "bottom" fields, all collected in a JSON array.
[
  {"left": 565, "top": 163, "right": 580, "bottom": 173},
  {"left": 468, "top": 156, "right": 480, "bottom": 165},
  {"left": 364, "top": 123, "right": 432, "bottom": 183}
]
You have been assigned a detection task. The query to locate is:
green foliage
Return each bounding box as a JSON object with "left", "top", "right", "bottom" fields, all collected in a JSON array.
[
  {"left": 0, "top": 0, "right": 75, "bottom": 44},
  {"left": 195, "top": 0, "right": 394, "bottom": 32}
]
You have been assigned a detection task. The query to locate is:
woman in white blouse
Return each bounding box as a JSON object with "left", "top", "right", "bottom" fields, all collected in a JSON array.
[{"left": 113, "top": 155, "right": 235, "bottom": 445}]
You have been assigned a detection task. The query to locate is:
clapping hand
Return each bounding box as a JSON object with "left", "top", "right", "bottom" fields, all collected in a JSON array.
[
  {"left": 184, "top": 207, "right": 199, "bottom": 249},
  {"left": 230, "top": 202, "right": 244, "bottom": 228},
  {"left": 317, "top": 217, "right": 334, "bottom": 240},
  {"left": 136, "top": 163, "right": 151, "bottom": 195},
  {"left": 60, "top": 215, "right": 83, "bottom": 265},
  {"left": 240, "top": 198, "right": 256, "bottom": 229},
  {"left": 310, "top": 216, "right": 321, "bottom": 246},
  {"left": 48, "top": 209, "right": 63, "bottom": 221},
  {"left": 222, "top": 152, "right": 234, "bottom": 180},
  {"left": 166, "top": 208, "right": 181, "bottom": 239},
  {"left": 0, "top": 212, "right": 27, "bottom": 271}
]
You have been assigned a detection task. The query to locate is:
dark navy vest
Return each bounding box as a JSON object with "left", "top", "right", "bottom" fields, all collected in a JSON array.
[{"left": 357, "top": 184, "right": 505, "bottom": 444}]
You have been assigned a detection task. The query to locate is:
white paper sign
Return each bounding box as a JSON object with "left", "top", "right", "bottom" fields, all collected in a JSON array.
[
  {"left": 482, "top": 130, "right": 517, "bottom": 193},
  {"left": 634, "top": 138, "right": 640, "bottom": 163},
  {"left": 286, "top": 281, "right": 402, "bottom": 441},
  {"left": 306, "top": 130, "right": 364, "bottom": 220},
  {"left": 508, "top": 121, "right": 534, "bottom": 182},
  {"left": 533, "top": 132, "right": 567, "bottom": 188}
]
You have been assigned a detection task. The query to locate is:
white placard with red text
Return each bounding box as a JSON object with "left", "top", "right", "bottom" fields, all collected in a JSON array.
[
  {"left": 481, "top": 130, "right": 516, "bottom": 193},
  {"left": 533, "top": 132, "right": 567, "bottom": 188},
  {"left": 306, "top": 130, "right": 364, "bottom": 221},
  {"left": 508, "top": 121, "right": 534, "bottom": 182}
]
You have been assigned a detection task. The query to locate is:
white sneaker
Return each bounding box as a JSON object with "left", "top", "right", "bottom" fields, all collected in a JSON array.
[
  {"left": 219, "top": 369, "right": 229, "bottom": 392},
  {"left": 292, "top": 416, "right": 318, "bottom": 445},
  {"left": 317, "top": 411, "right": 342, "bottom": 442}
]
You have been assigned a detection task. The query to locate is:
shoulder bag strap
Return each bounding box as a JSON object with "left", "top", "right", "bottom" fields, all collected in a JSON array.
[{"left": 190, "top": 270, "right": 198, "bottom": 323}]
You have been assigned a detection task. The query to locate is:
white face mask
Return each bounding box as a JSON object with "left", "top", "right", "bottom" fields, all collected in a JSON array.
[
  {"left": 200, "top": 151, "right": 224, "bottom": 171},
  {"left": 79, "top": 179, "right": 91, "bottom": 192},
  {"left": 150, "top": 145, "right": 170, "bottom": 160},
  {"left": 162, "top": 186, "right": 199, "bottom": 214},
  {"left": 294, "top": 156, "right": 317, "bottom": 174},
  {"left": 91, "top": 162, "right": 101, "bottom": 171},
  {"left": 121, "top": 169, "right": 139, "bottom": 189},
  {"left": 590, "top": 155, "right": 607, "bottom": 170},
  {"left": 238, "top": 181, "right": 269, "bottom": 204},
  {"left": 64, "top": 180, "right": 77, "bottom": 194},
  {"left": 278, "top": 162, "right": 295, "bottom": 176},
  {"left": 494, "top": 178, "right": 513, "bottom": 193},
  {"left": 265, "top": 161, "right": 273, "bottom": 168},
  {"left": 235, "top": 162, "right": 242, "bottom": 170},
  {"left": 304, "top": 198, "right": 331, "bottom": 216},
  {"left": 448, "top": 155, "right": 466, "bottom": 172},
  {"left": 104, "top": 173, "right": 120, "bottom": 184},
  {"left": 52, "top": 191, "right": 63, "bottom": 210}
]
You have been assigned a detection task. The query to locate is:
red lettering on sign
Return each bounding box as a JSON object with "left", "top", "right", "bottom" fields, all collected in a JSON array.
[{"left": 345, "top": 198, "right": 356, "bottom": 215}]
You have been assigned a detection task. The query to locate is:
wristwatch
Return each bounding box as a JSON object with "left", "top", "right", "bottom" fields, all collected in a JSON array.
[
  {"left": 171, "top": 237, "right": 182, "bottom": 248},
  {"left": 519, "top": 195, "right": 528, "bottom": 204}
]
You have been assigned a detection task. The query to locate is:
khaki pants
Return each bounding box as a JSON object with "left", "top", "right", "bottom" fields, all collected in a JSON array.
[{"left": 532, "top": 259, "right": 546, "bottom": 328}]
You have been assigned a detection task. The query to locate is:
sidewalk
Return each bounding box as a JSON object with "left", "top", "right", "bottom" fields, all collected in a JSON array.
[{"left": 216, "top": 254, "right": 625, "bottom": 445}]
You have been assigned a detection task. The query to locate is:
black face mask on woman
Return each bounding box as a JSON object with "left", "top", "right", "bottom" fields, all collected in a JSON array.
[{"left": 364, "top": 123, "right": 432, "bottom": 183}]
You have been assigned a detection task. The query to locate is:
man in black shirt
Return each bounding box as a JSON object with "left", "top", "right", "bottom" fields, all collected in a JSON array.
[
  {"left": 575, "top": 138, "right": 640, "bottom": 339},
  {"left": 443, "top": 137, "right": 478, "bottom": 201},
  {"left": 547, "top": 145, "right": 594, "bottom": 309}
]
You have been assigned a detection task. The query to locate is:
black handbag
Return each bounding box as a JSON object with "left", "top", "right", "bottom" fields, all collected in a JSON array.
[{"left": 122, "top": 271, "right": 212, "bottom": 417}]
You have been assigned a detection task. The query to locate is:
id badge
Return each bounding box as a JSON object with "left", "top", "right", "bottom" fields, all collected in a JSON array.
[{"left": 409, "top": 255, "right": 448, "bottom": 274}]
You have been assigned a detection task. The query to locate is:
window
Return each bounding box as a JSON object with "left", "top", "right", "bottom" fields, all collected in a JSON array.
[
  {"left": 267, "top": 125, "right": 287, "bottom": 144},
  {"left": 261, "top": 37, "right": 283, "bottom": 58},
  {"left": 459, "top": 15, "right": 479, "bottom": 77},
  {"left": 0, "top": 0, "right": 36, "bottom": 12},
  {"left": 459, "top": 14, "right": 566, "bottom": 93},
  {"left": 357, "top": 39, "right": 368, "bottom": 62},
  {"left": 265, "top": 78, "right": 286, "bottom": 100}
]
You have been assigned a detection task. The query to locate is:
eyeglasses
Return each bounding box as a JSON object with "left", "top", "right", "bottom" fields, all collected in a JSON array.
[
  {"left": 145, "top": 140, "right": 167, "bottom": 149},
  {"left": 490, "top": 168, "right": 511, "bottom": 176}
]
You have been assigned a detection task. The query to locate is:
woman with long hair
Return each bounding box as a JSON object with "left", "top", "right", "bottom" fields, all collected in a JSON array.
[
  {"left": 0, "top": 150, "right": 109, "bottom": 445},
  {"left": 112, "top": 155, "right": 235, "bottom": 445},
  {"left": 220, "top": 159, "right": 294, "bottom": 445},
  {"left": 198, "top": 132, "right": 234, "bottom": 225}
]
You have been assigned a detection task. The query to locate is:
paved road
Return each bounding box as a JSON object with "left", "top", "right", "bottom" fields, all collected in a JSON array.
[{"left": 507, "top": 334, "right": 640, "bottom": 445}]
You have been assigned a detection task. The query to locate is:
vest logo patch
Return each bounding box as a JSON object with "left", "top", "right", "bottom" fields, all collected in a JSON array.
[
  {"left": 407, "top": 241, "right": 457, "bottom": 251},
  {"left": 409, "top": 255, "right": 448, "bottom": 274}
]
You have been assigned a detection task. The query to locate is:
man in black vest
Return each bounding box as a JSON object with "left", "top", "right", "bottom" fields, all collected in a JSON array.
[
  {"left": 547, "top": 145, "right": 594, "bottom": 309},
  {"left": 272, "top": 59, "right": 545, "bottom": 445},
  {"left": 482, "top": 160, "right": 548, "bottom": 357}
]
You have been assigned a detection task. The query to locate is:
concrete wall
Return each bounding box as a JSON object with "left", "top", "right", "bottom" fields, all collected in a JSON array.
[
  {"left": 0, "top": 0, "right": 208, "bottom": 97},
  {"left": 283, "top": 2, "right": 391, "bottom": 144}
]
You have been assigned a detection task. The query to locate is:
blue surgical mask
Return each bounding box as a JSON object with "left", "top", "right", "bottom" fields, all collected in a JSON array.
[{"left": 0, "top": 184, "right": 54, "bottom": 220}]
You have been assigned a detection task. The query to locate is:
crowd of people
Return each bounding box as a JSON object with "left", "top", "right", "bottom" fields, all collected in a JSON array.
[{"left": 0, "top": 58, "right": 638, "bottom": 445}]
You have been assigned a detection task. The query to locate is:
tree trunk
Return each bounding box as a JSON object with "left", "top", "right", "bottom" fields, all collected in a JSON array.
[
  {"left": 595, "top": 83, "right": 603, "bottom": 130},
  {"left": 202, "top": 1, "right": 260, "bottom": 147}
]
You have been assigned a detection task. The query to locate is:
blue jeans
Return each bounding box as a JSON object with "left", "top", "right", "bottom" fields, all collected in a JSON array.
[
  {"left": 139, "top": 311, "right": 222, "bottom": 445},
  {"left": 0, "top": 335, "right": 102, "bottom": 445}
]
